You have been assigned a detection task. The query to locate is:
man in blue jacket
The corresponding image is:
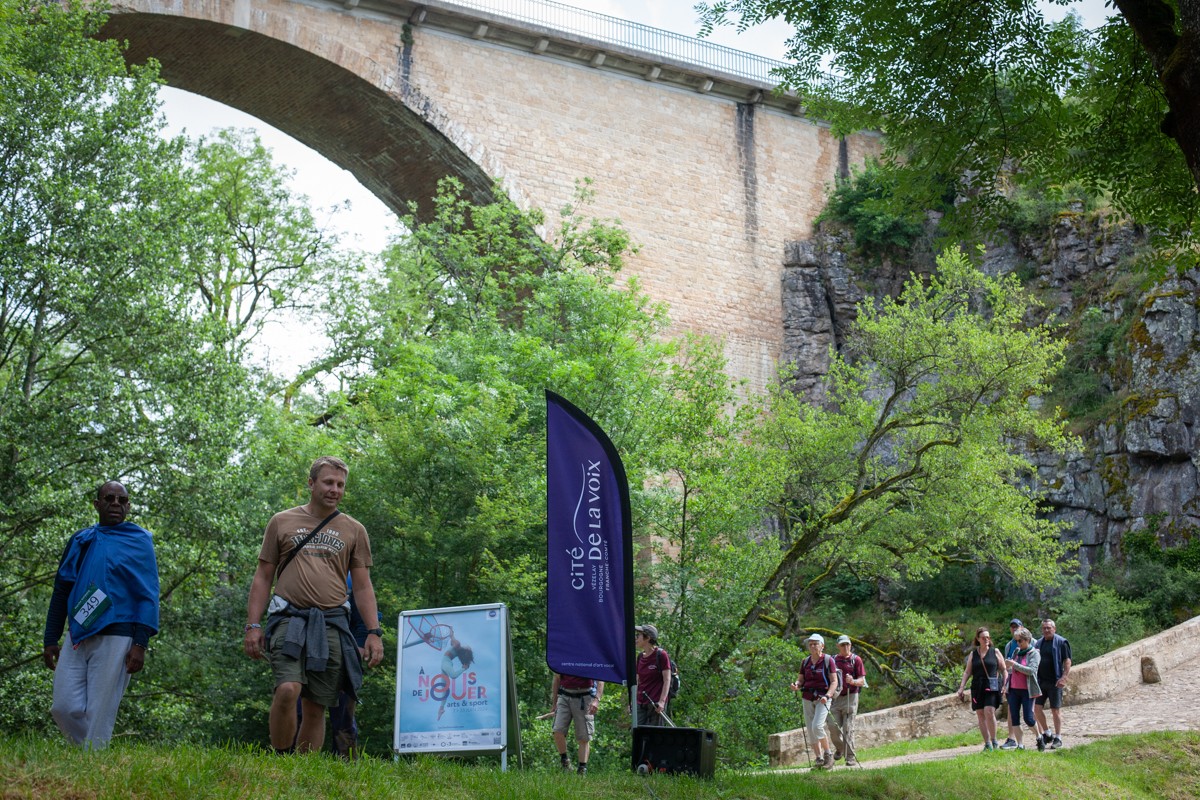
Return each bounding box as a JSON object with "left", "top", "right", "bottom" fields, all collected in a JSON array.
[
  {"left": 42, "top": 481, "right": 160, "bottom": 748},
  {"left": 1034, "top": 619, "right": 1072, "bottom": 750}
]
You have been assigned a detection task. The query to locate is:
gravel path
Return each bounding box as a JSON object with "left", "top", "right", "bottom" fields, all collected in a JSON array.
[{"left": 772, "top": 653, "right": 1200, "bottom": 772}]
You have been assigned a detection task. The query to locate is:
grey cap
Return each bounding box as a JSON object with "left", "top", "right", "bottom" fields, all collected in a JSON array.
[
  {"left": 836, "top": 635, "right": 851, "bottom": 645},
  {"left": 635, "top": 624, "right": 658, "bottom": 642},
  {"left": 806, "top": 633, "right": 824, "bottom": 645}
]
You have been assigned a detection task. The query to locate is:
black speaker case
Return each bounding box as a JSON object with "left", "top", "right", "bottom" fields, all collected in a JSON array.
[{"left": 630, "top": 726, "right": 716, "bottom": 778}]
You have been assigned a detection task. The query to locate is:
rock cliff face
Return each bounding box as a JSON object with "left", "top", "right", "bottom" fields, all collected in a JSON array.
[{"left": 783, "top": 213, "right": 1200, "bottom": 578}]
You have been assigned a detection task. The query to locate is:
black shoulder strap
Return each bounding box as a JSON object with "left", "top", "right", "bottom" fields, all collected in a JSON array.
[{"left": 276, "top": 509, "right": 341, "bottom": 580}]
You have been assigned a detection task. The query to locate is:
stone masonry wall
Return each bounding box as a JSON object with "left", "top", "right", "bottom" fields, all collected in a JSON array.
[{"left": 106, "top": 0, "right": 882, "bottom": 395}]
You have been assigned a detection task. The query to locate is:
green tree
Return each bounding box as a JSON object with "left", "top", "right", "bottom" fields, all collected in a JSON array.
[
  {"left": 280, "top": 179, "right": 765, "bottom": 759},
  {"left": 698, "top": 0, "right": 1200, "bottom": 255},
  {"left": 180, "top": 128, "right": 345, "bottom": 348},
  {"left": 704, "top": 247, "right": 1076, "bottom": 671},
  {"left": 0, "top": 1, "right": 329, "bottom": 744}
]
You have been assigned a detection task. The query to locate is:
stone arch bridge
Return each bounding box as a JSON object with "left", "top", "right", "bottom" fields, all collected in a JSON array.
[{"left": 103, "top": 0, "right": 879, "bottom": 392}]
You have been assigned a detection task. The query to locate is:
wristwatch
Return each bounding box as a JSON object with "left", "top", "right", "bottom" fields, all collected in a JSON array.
[{"left": 366, "top": 627, "right": 383, "bottom": 637}]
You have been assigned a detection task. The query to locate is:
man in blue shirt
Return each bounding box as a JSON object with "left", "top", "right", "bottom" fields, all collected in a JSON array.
[{"left": 42, "top": 481, "right": 160, "bottom": 748}]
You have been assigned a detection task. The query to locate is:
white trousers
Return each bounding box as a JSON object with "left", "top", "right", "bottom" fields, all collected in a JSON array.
[{"left": 51, "top": 632, "right": 132, "bottom": 748}]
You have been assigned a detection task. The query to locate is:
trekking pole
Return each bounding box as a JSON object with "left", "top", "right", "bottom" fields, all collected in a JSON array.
[
  {"left": 790, "top": 681, "right": 813, "bottom": 769},
  {"left": 639, "top": 689, "right": 677, "bottom": 727}
]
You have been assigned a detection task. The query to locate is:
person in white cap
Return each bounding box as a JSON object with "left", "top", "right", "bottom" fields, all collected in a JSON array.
[
  {"left": 789, "top": 633, "right": 839, "bottom": 769},
  {"left": 829, "top": 635, "right": 866, "bottom": 766}
]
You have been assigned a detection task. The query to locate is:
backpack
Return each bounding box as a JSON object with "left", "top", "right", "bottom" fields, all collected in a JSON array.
[{"left": 657, "top": 648, "right": 680, "bottom": 699}]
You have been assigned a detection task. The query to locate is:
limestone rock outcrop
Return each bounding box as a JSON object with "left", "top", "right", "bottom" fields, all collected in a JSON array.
[{"left": 783, "top": 212, "right": 1200, "bottom": 576}]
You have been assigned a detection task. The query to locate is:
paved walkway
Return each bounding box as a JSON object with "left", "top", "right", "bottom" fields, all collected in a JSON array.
[{"left": 774, "top": 653, "right": 1200, "bottom": 772}]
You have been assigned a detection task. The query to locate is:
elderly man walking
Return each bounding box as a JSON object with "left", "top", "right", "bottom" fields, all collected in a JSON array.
[
  {"left": 829, "top": 635, "right": 867, "bottom": 766},
  {"left": 243, "top": 456, "right": 384, "bottom": 753},
  {"left": 1034, "top": 619, "right": 1072, "bottom": 750},
  {"left": 43, "top": 481, "right": 160, "bottom": 749}
]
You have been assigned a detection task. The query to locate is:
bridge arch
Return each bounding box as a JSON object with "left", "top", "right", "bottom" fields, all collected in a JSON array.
[
  {"left": 103, "top": 2, "right": 505, "bottom": 218},
  {"left": 101, "top": 0, "right": 879, "bottom": 392}
]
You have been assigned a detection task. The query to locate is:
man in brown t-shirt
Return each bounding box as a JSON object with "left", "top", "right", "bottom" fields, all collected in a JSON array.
[{"left": 243, "top": 456, "right": 383, "bottom": 752}]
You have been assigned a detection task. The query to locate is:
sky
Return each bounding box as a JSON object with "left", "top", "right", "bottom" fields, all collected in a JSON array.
[{"left": 156, "top": 0, "right": 1112, "bottom": 371}]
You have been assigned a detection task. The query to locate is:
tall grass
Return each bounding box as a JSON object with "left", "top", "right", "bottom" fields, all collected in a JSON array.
[{"left": 2, "top": 732, "right": 1197, "bottom": 800}]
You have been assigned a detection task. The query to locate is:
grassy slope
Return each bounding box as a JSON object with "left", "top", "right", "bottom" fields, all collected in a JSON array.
[{"left": 1, "top": 732, "right": 1197, "bottom": 800}]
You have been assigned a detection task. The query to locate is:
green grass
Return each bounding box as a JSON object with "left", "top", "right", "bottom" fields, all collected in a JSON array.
[
  {"left": 2, "top": 732, "right": 1198, "bottom": 799},
  {"left": 854, "top": 731, "right": 979, "bottom": 760}
]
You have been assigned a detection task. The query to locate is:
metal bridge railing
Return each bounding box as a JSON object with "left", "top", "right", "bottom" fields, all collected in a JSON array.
[{"left": 437, "top": 0, "right": 789, "bottom": 86}]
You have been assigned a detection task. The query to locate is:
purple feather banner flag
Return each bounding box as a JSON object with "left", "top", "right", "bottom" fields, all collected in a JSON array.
[{"left": 545, "top": 390, "right": 634, "bottom": 685}]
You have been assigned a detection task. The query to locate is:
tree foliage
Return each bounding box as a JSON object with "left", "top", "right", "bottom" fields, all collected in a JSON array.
[
  {"left": 275, "top": 178, "right": 764, "bottom": 754},
  {"left": 180, "top": 128, "right": 345, "bottom": 348},
  {"left": 0, "top": 1, "right": 356, "bottom": 745},
  {"left": 698, "top": 0, "right": 1200, "bottom": 258},
  {"left": 705, "top": 247, "right": 1076, "bottom": 670}
]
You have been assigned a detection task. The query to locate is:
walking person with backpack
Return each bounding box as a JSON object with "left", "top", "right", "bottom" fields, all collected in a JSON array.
[
  {"left": 632, "top": 624, "right": 673, "bottom": 726},
  {"left": 243, "top": 456, "right": 384, "bottom": 754},
  {"left": 790, "top": 633, "right": 840, "bottom": 769},
  {"left": 956, "top": 627, "right": 1007, "bottom": 752},
  {"left": 1034, "top": 619, "right": 1072, "bottom": 750},
  {"left": 829, "top": 635, "right": 866, "bottom": 766}
]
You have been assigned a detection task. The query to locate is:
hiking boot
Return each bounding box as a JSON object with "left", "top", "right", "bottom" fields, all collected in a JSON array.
[
  {"left": 824, "top": 751, "right": 835, "bottom": 768},
  {"left": 1042, "top": 732, "right": 1053, "bottom": 745},
  {"left": 577, "top": 763, "right": 588, "bottom": 775},
  {"left": 812, "top": 756, "right": 828, "bottom": 770},
  {"left": 1051, "top": 735, "right": 1063, "bottom": 750},
  {"left": 999, "top": 740, "right": 1019, "bottom": 750},
  {"left": 1036, "top": 736, "right": 1045, "bottom": 752},
  {"left": 991, "top": 740, "right": 999, "bottom": 750},
  {"left": 982, "top": 743, "right": 992, "bottom": 753},
  {"left": 845, "top": 757, "right": 858, "bottom": 766},
  {"left": 833, "top": 750, "right": 843, "bottom": 761}
]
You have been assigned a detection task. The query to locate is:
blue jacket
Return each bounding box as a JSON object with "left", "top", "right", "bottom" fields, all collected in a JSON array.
[
  {"left": 1039, "top": 634, "right": 1071, "bottom": 681},
  {"left": 53, "top": 522, "right": 160, "bottom": 646}
]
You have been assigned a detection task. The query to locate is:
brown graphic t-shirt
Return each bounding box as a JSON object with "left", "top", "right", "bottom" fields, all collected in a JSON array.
[{"left": 258, "top": 506, "right": 372, "bottom": 610}]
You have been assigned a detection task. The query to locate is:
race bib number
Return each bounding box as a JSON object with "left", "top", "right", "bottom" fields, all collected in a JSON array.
[{"left": 72, "top": 584, "right": 111, "bottom": 629}]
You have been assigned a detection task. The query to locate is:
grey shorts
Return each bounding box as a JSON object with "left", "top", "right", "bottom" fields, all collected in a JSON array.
[
  {"left": 552, "top": 693, "right": 596, "bottom": 740},
  {"left": 1035, "top": 685, "right": 1064, "bottom": 708},
  {"left": 268, "top": 618, "right": 345, "bottom": 708}
]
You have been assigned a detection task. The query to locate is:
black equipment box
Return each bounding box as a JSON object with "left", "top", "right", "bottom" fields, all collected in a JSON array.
[{"left": 631, "top": 726, "right": 716, "bottom": 778}]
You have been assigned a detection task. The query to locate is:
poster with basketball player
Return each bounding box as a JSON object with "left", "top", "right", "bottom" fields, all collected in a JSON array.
[{"left": 394, "top": 603, "right": 519, "bottom": 765}]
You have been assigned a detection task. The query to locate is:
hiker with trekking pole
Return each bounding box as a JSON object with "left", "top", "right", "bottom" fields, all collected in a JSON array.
[{"left": 790, "top": 633, "right": 840, "bottom": 769}]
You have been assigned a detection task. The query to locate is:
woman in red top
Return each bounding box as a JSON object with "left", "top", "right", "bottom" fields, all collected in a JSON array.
[{"left": 789, "top": 633, "right": 839, "bottom": 769}]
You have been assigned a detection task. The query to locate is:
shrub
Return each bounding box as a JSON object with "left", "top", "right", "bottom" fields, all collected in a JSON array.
[
  {"left": 1051, "top": 586, "right": 1147, "bottom": 663},
  {"left": 817, "top": 160, "right": 929, "bottom": 258}
]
